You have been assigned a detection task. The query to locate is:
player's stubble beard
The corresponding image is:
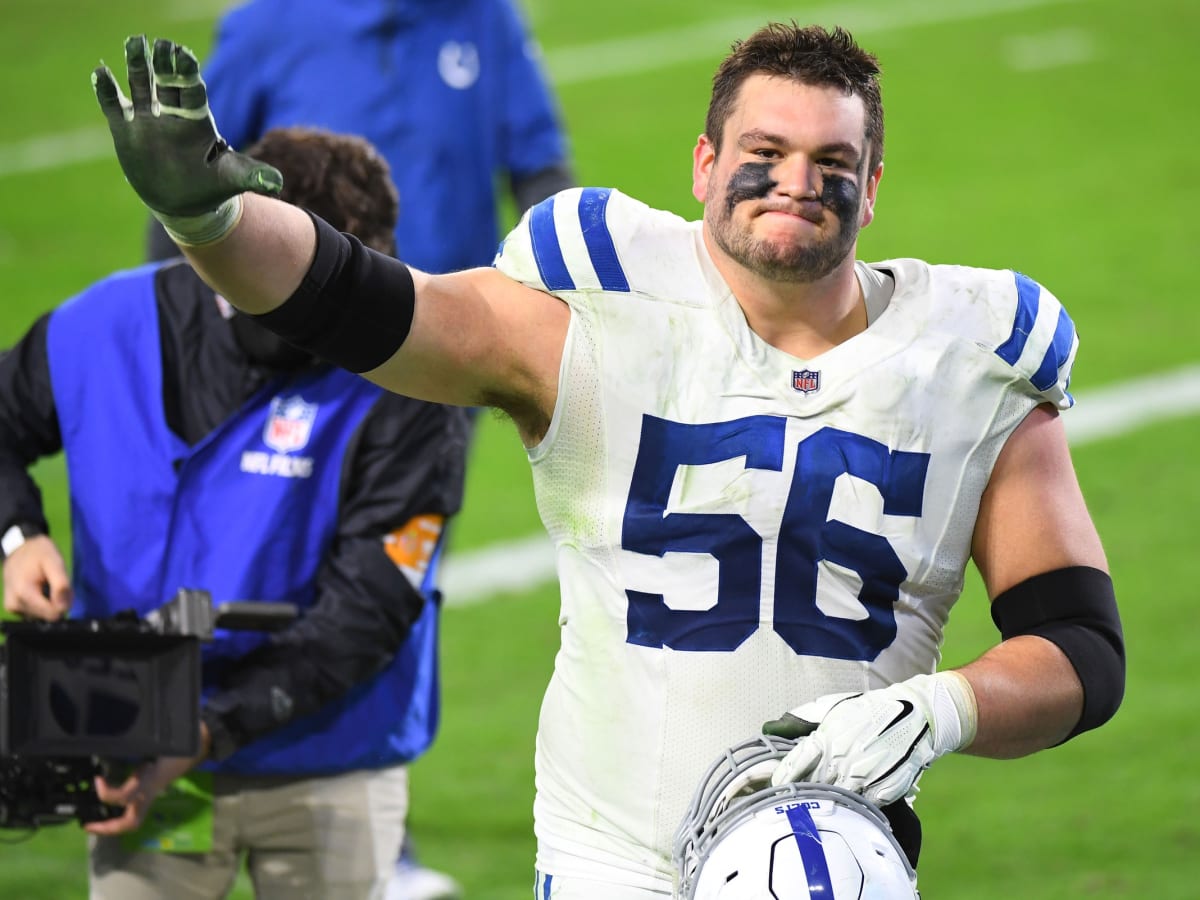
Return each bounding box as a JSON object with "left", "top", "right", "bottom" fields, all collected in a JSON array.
[{"left": 707, "top": 161, "right": 863, "bottom": 284}]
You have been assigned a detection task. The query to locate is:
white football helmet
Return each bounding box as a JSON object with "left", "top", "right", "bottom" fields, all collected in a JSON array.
[{"left": 673, "top": 734, "right": 918, "bottom": 899}]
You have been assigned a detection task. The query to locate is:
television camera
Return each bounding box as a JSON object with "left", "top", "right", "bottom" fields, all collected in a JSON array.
[{"left": 0, "top": 588, "right": 295, "bottom": 829}]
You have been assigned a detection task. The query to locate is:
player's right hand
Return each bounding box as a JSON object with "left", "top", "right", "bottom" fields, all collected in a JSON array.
[
  {"left": 2, "top": 535, "right": 72, "bottom": 620},
  {"left": 92, "top": 35, "right": 282, "bottom": 220}
]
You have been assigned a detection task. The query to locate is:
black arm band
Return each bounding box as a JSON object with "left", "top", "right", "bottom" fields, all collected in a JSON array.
[
  {"left": 990, "top": 565, "right": 1125, "bottom": 741},
  {"left": 252, "top": 212, "right": 415, "bottom": 373}
]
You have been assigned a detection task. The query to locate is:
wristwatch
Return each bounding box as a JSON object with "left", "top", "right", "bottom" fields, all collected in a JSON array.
[{"left": 1, "top": 522, "right": 44, "bottom": 561}]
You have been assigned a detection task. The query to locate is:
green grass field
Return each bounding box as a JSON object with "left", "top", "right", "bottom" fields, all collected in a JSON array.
[{"left": 2, "top": 0, "right": 1198, "bottom": 896}]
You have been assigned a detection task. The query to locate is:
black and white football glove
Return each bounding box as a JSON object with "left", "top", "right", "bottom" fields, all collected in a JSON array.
[{"left": 764, "top": 672, "right": 978, "bottom": 806}]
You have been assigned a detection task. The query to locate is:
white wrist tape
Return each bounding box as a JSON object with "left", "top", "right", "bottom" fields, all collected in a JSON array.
[
  {"left": 153, "top": 195, "right": 244, "bottom": 247},
  {"left": 928, "top": 670, "right": 979, "bottom": 754}
]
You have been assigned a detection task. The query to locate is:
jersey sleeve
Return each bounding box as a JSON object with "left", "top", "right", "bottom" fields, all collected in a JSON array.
[
  {"left": 494, "top": 186, "right": 633, "bottom": 295},
  {"left": 992, "top": 270, "right": 1079, "bottom": 410}
]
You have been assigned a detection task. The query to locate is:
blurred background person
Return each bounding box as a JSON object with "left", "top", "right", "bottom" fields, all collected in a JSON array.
[{"left": 1, "top": 125, "right": 472, "bottom": 899}]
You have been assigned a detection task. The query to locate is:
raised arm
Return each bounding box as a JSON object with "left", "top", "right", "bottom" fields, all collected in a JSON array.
[
  {"left": 184, "top": 194, "right": 566, "bottom": 436},
  {"left": 94, "top": 36, "right": 566, "bottom": 439}
]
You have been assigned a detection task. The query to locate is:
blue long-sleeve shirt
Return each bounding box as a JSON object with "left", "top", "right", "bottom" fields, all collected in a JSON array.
[{"left": 202, "top": 0, "right": 573, "bottom": 273}]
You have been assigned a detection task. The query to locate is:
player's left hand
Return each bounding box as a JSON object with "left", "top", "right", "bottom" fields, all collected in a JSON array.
[{"left": 764, "top": 672, "right": 978, "bottom": 806}]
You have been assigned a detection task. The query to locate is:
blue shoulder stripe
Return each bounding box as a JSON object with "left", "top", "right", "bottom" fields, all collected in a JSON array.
[
  {"left": 785, "top": 803, "right": 833, "bottom": 894},
  {"left": 529, "top": 196, "right": 574, "bottom": 291},
  {"left": 1031, "top": 305, "right": 1076, "bottom": 392},
  {"left": 578, "top": 188, "right": 630, "bottom": 292},
  {"left": 995, "top": 271, "right": 1041, "bottom": 365}
]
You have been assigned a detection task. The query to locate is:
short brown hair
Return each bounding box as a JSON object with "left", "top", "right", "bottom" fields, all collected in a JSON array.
[
  {"left": 705, "top": 23, "right": 884, "bottom": 174},
  {"left": 246, "top": 127, "right": 399, "bottom": 255}
]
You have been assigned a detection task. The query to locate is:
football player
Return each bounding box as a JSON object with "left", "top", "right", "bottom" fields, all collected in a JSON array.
[{"left": 91, "top": 24, "right": 1124, "bottom": 898}]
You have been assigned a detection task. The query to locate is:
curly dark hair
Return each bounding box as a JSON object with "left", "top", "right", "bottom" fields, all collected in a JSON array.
[
  {"left": 245, "top": 127, "right": 399, "bottom": 255},
  {"left": 705, "top": 23, "right": 884, "bottom": 174}
]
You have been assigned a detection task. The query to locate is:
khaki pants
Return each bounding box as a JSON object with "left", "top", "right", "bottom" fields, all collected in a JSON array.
[{"left": 89, "top": 765, "right": 408, "bottom": 900}]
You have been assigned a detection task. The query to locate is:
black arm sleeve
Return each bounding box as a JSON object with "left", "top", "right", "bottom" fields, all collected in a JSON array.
[
  {"left": 0, "top": 315, "right": 62, "bottom": 535},
  {"left": 251, "top": 213, "right": 416, "bottom": 374},
  {"left": 990, "top": 565, "right": 1125, "bottom": 742},
  {"left": 200, "top": 392, "right": 472, "bottom": 759}
]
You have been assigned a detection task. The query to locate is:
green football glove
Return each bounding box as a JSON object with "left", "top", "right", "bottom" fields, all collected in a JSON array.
[{"left": 92, "top": 35, "right": 283, "bottom": 245}]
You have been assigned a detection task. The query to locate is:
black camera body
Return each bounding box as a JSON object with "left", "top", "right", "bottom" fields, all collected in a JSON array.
[
  {"left": 0, "top": 755, "right": 114, "bottom": 827},
  {"left": 0, "top": 589, "right": 295, "bottom": 829}
]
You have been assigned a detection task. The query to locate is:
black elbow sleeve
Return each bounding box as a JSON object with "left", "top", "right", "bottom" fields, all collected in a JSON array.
[
  {"left": 990, "top": 565, "right": 1125, "bottom": 741},
  {"left": 252, "top": 213, "right": 416, "bottom": 373}
]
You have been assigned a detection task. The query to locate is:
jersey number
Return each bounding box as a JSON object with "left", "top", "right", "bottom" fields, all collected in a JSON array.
[{"left": 622, "top": 415, "right": 929, "bottom": 661}]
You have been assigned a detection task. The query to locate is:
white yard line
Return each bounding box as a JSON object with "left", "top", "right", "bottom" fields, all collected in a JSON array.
[
  {"left": 439, "top": 533, "right": 559, "bottom": 608},
  {"left": 440, "top": 364, "right": 1200, "bottom": 606},
  {"left": 1003, "top": 27, "right": 1098, "bottom": 72},
  {"left": 1, "top": 0, "right": 1090, "bottom": 179},
  {"left": 0, "top": 126, "right": 114, "bottom": 179},
  {"left": 164, "top": 0, "right": 230, "bottom": 23},
  {"left": 1061, "top": 364, "right": 1200, "bottom": 444},
  {"left": 542, "top": 0, "right": 1089, "bottom": 86}
]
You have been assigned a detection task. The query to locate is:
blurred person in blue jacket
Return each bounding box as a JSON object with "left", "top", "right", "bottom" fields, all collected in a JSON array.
[{"left": 1, "top": 126, "right": 472, "bottom": 899}]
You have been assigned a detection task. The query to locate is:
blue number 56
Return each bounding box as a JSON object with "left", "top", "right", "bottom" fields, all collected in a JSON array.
[{"left": 622, "top": 415, "right": 929, "bottom": 661}]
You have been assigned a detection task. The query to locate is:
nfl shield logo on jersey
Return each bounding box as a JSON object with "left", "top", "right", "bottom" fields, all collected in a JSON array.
[
  {"left": 792, "top": 369, "right": 821, "bottom": 394},
  {"left": 264, "top": 395, "right": 318, "bottom": 454}
]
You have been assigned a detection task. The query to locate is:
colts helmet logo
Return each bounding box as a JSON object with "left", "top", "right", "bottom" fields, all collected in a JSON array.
[
  {"left": 792, "top": 369, "right": 821, "bottom": 394},
  {"left": 264, "top": 395, "right": 317, "bottom": 454}
]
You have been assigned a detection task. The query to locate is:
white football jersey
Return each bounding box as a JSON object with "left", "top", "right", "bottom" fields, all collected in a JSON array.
[{"left": 494, "top": 188, "right": 1077, "bottom": 888}]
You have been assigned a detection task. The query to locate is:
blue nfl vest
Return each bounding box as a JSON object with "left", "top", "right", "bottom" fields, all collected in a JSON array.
[{"left": 46, "top": 265, "right": 441, "bottom": 774}]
